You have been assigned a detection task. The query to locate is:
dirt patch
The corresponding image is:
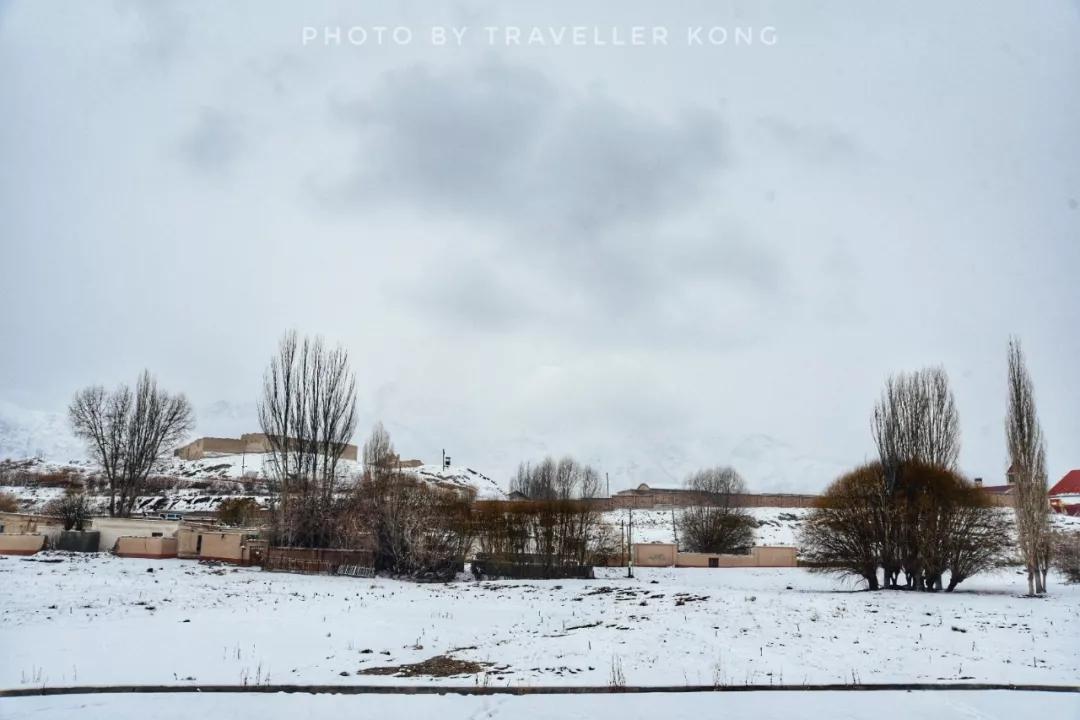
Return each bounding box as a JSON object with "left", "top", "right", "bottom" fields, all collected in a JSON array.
[{"left": 357, "top": 654, "right": 492, "bottom": 678}]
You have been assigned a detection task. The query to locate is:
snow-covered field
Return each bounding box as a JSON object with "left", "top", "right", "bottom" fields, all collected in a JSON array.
[
  {"left": 3, "top": 554, "right": 1077, "bottom": 693},
  {"left": 5, "top": 689, "right": 1077, "bottom": 720}
]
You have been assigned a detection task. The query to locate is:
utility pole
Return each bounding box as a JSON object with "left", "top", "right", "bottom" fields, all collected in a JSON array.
[
  {"left": 626, "top": 506, "right": 634, "bottom": 578},
  {"left": 620, "top": 519, "right": 625, "bottom": 570},
  {"left": 606, "top": 472, "right": 610, "bottom": 498}
]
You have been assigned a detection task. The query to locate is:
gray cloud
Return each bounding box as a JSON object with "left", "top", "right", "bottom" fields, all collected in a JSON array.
[
  {"left": 177, "top": 107, "right": 243, "bottom": 175},
  {"left": 1, "top": 0, "right": 1077, "bottom": 493},
  {"left": 332, "top": 60, "right": 724, "bottom": 230},
  {"left": 754, "top": 116, "right": 864, "bottom": 166},
  {"left": 327, "top": 60, "right": 788, "bottom": 343}
]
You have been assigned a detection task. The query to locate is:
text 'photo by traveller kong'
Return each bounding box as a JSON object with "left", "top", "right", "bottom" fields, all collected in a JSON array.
[{"left": 1, "top": 2, "right": 1078, "bottom": 719}]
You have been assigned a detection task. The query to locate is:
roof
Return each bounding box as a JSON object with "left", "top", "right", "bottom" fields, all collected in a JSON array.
[
  {"left": 978, "top": 484, "right": 1014, "bottom": 495},
  {"left": 1049, "top": 469, "right": 1080, "bottom": 497}
]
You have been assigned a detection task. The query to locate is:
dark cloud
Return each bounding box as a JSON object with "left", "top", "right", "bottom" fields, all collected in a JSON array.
[
  {"left": 329, "top": 60, "right": 786, "bottom": 342},
  {"left": 331, "top": 60, "right": 724, "bottom": 233}
]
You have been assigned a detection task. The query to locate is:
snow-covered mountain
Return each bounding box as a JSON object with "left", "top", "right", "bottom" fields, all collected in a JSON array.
[
  {"left": 0, "top": 400, "right": 846, "bottom": 494},
  {"left": 0, "top": 401, "right": 84, "bottom": 463}
]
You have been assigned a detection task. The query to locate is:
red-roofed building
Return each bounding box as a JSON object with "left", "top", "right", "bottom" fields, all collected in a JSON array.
[
  {"left": 1049, "top": 469, "right": 1080, "bottom": 497},
  {"left": 1049, "top": 469, "right": 1080, "bottom": 516}
]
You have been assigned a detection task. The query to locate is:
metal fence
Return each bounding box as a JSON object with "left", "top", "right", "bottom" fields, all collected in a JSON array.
[{"left": 263, "top": 547, "right": 375, "bottom": 576}]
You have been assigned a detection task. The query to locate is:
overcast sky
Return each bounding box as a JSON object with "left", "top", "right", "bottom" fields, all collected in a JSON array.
[{"left": 1, "top": 1, "right": 1078, "bottom": 491}]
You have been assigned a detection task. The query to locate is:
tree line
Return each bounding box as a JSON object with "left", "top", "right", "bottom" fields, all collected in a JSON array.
[{"left": 61, "top": 330, "right": 1073, "bottom": 590}]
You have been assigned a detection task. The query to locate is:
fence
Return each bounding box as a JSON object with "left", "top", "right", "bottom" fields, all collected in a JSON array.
[{"left": 263, "top": 547, "right": 375, "bottom": 576}]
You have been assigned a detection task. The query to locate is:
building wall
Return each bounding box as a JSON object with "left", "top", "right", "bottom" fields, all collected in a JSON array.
[
  {"left": 676, "top": 551, "right": 757, "bottom": 568},
  {"left": 199, "top": 531, "right": 246, "bottom": 561},
  {"left": 0, "top": 512, "right": 64, "bottom": 543},
  {"left": 176, "top": 526, "right": 257, "bottom": 562},
  {"left": 634, "top": 543, "right": 677, "bottom": 567},
  {"left": 114, "top": 536, "right": 178, "bottom": 558},
  {"left": 175, "top": 433, "right": 358, "bottom": 461},
  {"left": 93, "top": 518, "right": 180, "bottom": 552},
  {"left": 0, "top": 534, "right": 46, "bottom": 555},
  {"left": 631, "top": 543, "right": 798, "bottom": 568},
  {"left": 566, "top": 493, "right": 821, "bottom": 511},
  {"left": 176, "top": 527, "right": 199, "bottom": 558},
  {"left": 675, "top": 546, "right": 798, "bottom": 568}
]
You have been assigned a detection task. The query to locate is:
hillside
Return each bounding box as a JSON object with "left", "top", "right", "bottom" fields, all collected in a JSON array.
[{"left": 0, "top": 401, "right": 851, "bottom": 494}]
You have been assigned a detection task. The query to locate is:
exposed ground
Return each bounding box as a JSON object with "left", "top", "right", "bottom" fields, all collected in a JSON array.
[{"left": 2, "top": 554, "right": 1077, "bottom": 692}]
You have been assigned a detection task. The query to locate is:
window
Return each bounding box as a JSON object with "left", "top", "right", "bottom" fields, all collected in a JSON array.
[{"left": 152, "top": 532, "right": 163, "bottom": 538}]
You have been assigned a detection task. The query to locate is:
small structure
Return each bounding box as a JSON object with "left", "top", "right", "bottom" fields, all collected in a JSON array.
[
  {"left": 176, "top": 525, "right": 264, "bottom": 564},
  {"left": 56, "top": 530, "right": 100, "bottom": 552}
]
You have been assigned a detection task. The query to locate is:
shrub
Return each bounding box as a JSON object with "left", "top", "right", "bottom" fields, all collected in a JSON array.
[
  {"left": 0, "top": 491, "right": 19, "bottom": 513},
  {"left": 216, "top": 497, "right": 262, "bottom": 527},
  {"left": 799, "top": 461, "right": 1009, "bottom": 591},
  {"left": 678, "top": 467, "right": 756, "bottom": 554},
  {"left": 355, "top": 473, "right": 474, "bottom": 580},
  {"left": 1053, "top": 532, "right": 1080, "bottom": 584},
  {"left": 44, "top": 489, "right": 93, "bottom": 531}
]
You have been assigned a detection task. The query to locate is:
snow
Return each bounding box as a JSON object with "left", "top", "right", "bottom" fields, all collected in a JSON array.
[
  {"left": 4, "top": 690, "right": 1076, "bottom": 720},
  {"left": 2, "top": 554, "right": 1077, "bottom": 693},
  {"left": 605, "top": 508, "right": 807, "bottom": 547},
  {"left": 1, "top": 458, "right": 507, "bottom": 512},
  {"left": 0, "top": 401, "right": 856, "bottom": 494}
]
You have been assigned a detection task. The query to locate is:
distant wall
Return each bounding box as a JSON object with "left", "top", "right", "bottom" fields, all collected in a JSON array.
[
  {"left": 115, "top": 536, "right": 178, "bottom": 558},
  {"left": 631, "top": 543, "right": 798, "bottom": 568},
  {"left": 601, "top": 493, "right": 820, "bottom": 510},
  {"left": 0, "top": 534, "right": 46, "bottom": 555},
  {"left": 175, "top": 434, "right": 358, "bottom": 461},
  {"left": 633, "top": 543, "right": 677, "bottom": 567}
]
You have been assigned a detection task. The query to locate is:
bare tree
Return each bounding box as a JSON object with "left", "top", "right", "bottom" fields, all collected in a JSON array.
[
  {"left": 475, "top": 456, "right": 603, "bottom": 576},
  {"left": 69, "top": 371, "right": 194, "bottom": 517},
  {"left": 355, "top": 422, "right": 474, "bottom": 579},
  {"left": 800, "top": 461, "right": 1007, "bottom": 592},
  {"left": 800, "top": 463, "right": 884, "bottom": 590},
  {"left": 258, "top": 331, "right": 358, "bottom": 547},
  {"left": 362, "top": 421, "right": 397, "bottom": 478},
  {"left": 45, "top": 488, "right": 93, "bottom": 531},
  {"left": 677, "top": 466, "right": 756, "bottom": 554},
  {"left": 1006, "top": 338, "right": 1051, "bottom": 595},
  {"left": 872, "top": 367, "right": 960, "bottom": 477},
  {"left": 871, "top": 366, "right": 960, "bottom": 587}
]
